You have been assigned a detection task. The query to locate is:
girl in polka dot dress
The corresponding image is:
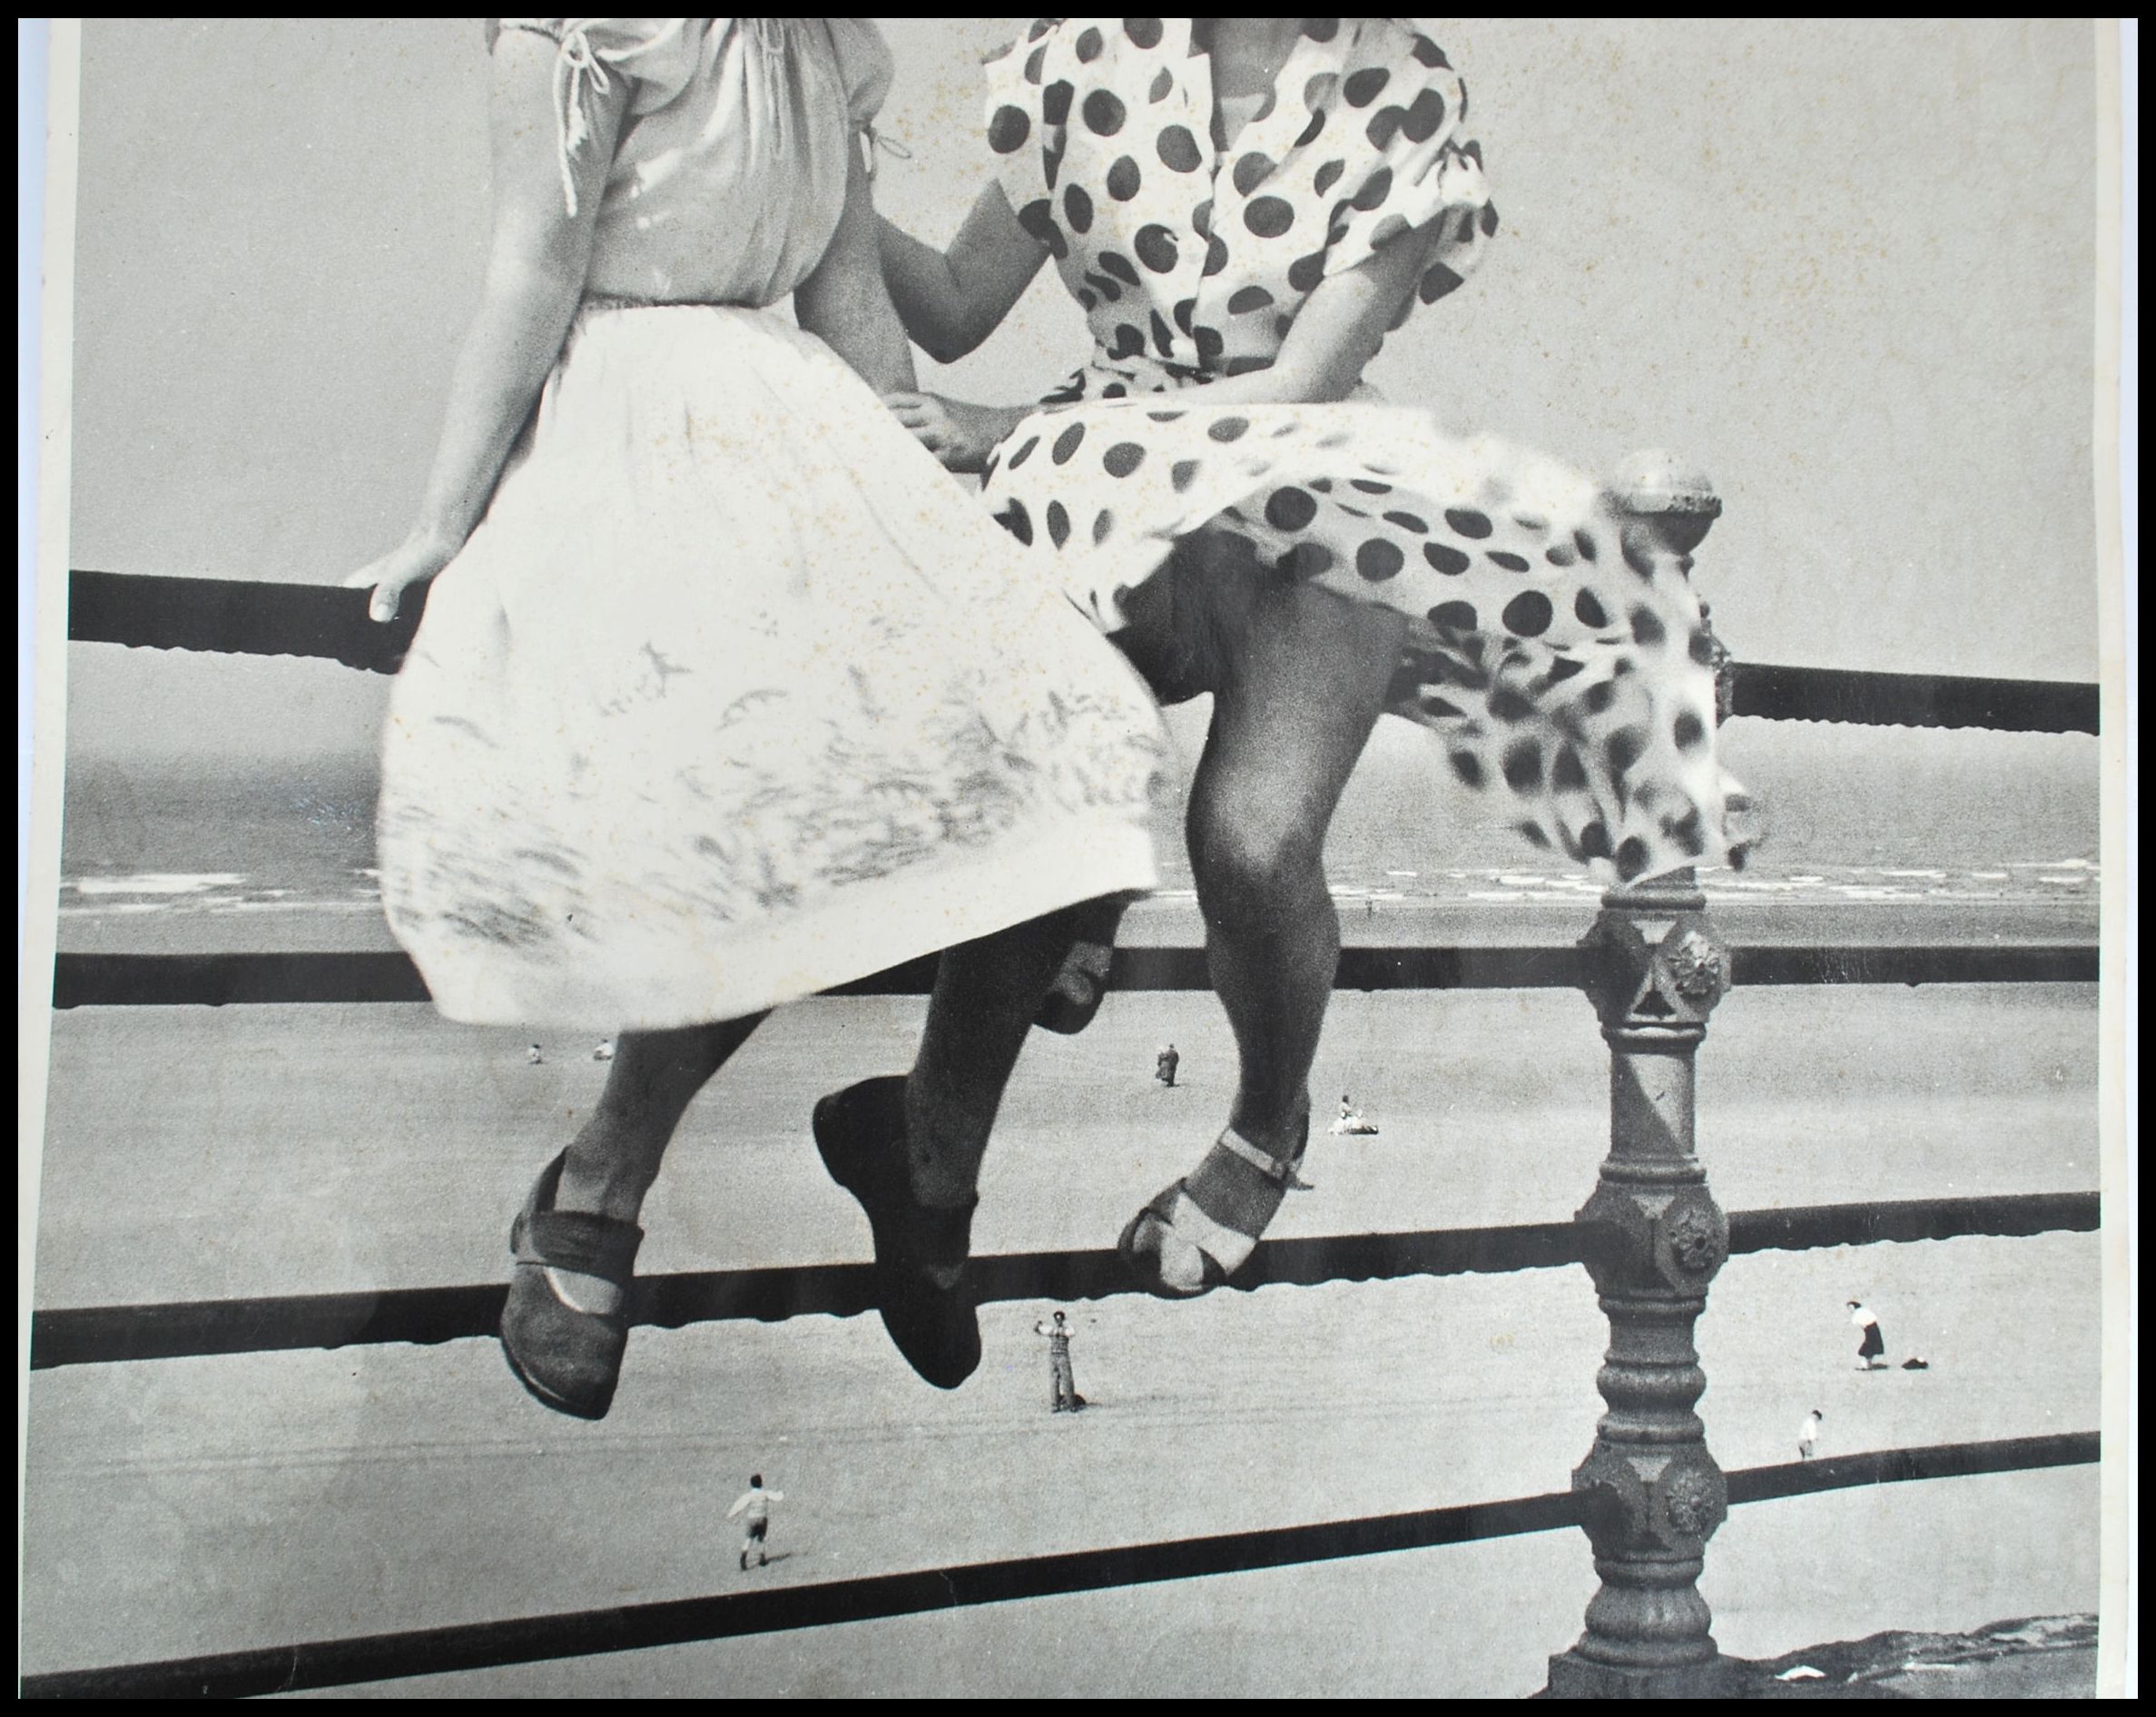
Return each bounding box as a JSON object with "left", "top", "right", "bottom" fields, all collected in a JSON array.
[{"left": 879, "top": 18, "right": 1750, "bottom": 1299}]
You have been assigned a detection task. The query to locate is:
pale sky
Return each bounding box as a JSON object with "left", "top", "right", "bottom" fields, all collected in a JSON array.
[{"left": 57, "top": 19, "right": 2102, "bottom": 766}]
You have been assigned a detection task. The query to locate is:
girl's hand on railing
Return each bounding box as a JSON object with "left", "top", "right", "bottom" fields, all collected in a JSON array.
[
  {"left": 882, "top": 392, "right": 1025, "bottom": 476},
  {"left": 343, "top": 532, "right": 459, "bottom": 624}
]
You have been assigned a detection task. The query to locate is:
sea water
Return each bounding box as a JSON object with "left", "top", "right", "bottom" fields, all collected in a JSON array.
[{"left": 50, "top": 715, "right": 2101, "bottom": 952}]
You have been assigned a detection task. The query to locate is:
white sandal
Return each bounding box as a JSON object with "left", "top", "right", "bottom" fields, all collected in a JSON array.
[{"left": 1118, "top": 1129, "right": 1304, "bottom": 1298}]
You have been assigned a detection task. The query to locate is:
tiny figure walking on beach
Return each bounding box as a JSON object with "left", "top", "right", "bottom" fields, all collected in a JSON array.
[
  {"left": 527, "top": 1043, "right": 544, "bottom": 1067},
  {"left": 1798, "top": 1409, "right": 1823, "bottom": 1460},
  {"left": 726, "top": 1474, "right": 785, "bottom": 1570},
  {"left": 1036, "top": 1310, "right": 1081, "bottom": 1413},
  {"left": 1156, "top": 1044, "right": 1180, "bottom": 1089},
  {"left": 1848, "top": 1300, "right": 1887, "bottom": 1370}
]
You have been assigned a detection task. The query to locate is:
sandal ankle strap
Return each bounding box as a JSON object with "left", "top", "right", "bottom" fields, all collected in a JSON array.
[{"left": 1214, "top": 1128, "right": 1295, "bottom": 1188}]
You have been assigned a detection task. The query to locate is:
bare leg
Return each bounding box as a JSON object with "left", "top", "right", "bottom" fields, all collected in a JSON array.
[
  {"left": 546, "top": 1013, "right": 765, "bottom": 1313},
  {"left": 1035, "top": 893, "right": 1137, "bottom": 1028},
  {"left": 1117, "top": 563, "right": 1408, "bottom": 1294},
  {"left": 1187, "top": 579, "right": 1407, "bottom": 1165},
  {"left": 906, "top": 907, "right": 1090, "bottom": 1209}
]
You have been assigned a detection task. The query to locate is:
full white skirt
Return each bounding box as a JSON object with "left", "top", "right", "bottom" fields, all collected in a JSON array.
[{"left": 379, "top": 305, "right": 1169, "bottom": 1030}]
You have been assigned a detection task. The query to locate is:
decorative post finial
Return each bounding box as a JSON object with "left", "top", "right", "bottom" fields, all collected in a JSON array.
[
  {"left": 1607, "top": 449, "right": 1721, "bottom": 555},
  {"left": 1608, "top": 452, "right": 1737, "bottom": 726}
]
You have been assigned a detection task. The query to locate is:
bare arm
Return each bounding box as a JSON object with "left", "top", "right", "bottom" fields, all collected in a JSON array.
[
  {"left": 1170, "top": 230, "right": 1433, "bottom": 408},
  {"left": 886, "top": 226, "right": 1435, "bottom": 475},
  {"left": 348, "top": 30, "right": 625, "bottom": 621},
  {"left": 878, "top": 183, "right": 1048, "bottom": 364},
  {"left": 794, "top": 134, "right": 917, "bottom": 394}
]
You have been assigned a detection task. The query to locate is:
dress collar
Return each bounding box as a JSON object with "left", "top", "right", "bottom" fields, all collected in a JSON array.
[{"left": 1175, "top": 21, "right": 1347, "bottom": 183}]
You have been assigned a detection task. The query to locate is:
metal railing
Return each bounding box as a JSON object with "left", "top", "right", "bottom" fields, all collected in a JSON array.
[
  {"left": 18, "top": 1433, "right": 2098, "bottom": 1700},
  {"left": 27, "top": 565, "right": 2104, "bottom": 1698},
  {"left": 64, "top": 566, "right": 2104, "bottom": 734}
]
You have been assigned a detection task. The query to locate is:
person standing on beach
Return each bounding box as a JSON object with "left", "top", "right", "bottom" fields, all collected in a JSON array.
[
  {"left": 1848, "top": 1300, "right": 1887, "bottom": 1370},
  {"left": 726, "top": 1474, "right": 785, "bottom": 1570},
  {"left": 1798, "top": 1409, "right": 1823, "bottom": 1460},
  {"left": 347, "top": 21, "right": 1171, "bottom": 1419},
  {"left": 1035, "top": 1310, "right": 1080, "bottom": 1412},
  {"left": 1156, "top": 1044, "right": 1180, "bottom": 1088}
]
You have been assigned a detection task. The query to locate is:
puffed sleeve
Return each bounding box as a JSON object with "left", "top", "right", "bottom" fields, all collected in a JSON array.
[
  {"left": 486, "top": 18, "right": 704, "bottom": 215},
  {"left": 1324, "top": 24, "right": 1497, "bottom": 307},
  {"left": 826, "top": 18, "right": 895, "bottom": 129},
  {"left": 982, "top": 20, "right": 1068, "bottom": 247}
]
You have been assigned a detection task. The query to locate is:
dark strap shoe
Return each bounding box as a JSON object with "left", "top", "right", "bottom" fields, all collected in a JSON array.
[
  {"left": 812, "top": 1076, "right": 981, "bottom": 1389},
  {"left": 500, "top": 1150, "right": 644, "bottom": 1420}
]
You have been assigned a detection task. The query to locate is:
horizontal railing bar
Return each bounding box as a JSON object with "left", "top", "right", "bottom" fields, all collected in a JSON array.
[
  {"left": 1720, "top": 945, "right": 2098, "bottom": 986},
  {"left": 29, "top": 1192, "right": 2097, "bottom": 1371},
  {"left": 48, "top": 942, "right": 2099, "bottom": 1010},
  {"left": 68, "top": 568, "right": 419, "bottom": 673},
  {"left": 68, "top": 569, "right": 2099, "bottom": 734},
  {"left": 54, "top": 951, "right": 432, "bottom": 1007},
  {"left": 18, "top": 1433, "right": 2098, "bottom": 1699},
  {"left": 1727, "top": 661, "right": 2099, "bottom": 735},
  {"left": 22, "top": 1492, "right": 1588, "bottom": 1698},
  {"left": 1723, "top": 1432, "right": 2100, "bottom": 1507},
  {"left": 1724, "top": 1192, "right": 2099, "bottom": 1253}
]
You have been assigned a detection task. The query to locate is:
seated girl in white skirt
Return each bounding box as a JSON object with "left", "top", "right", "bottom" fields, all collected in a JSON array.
[{"left": 349, "top": 19, "right": 1173, "bottom": 1417}]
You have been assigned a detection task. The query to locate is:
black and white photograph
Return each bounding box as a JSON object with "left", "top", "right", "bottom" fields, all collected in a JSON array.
[{"left": 19, "top": 18, "right": 2133, "bottom": 1697}]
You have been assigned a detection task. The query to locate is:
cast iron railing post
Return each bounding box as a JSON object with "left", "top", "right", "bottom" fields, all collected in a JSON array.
[{"left": 1546, "top": 457, "right": 1734, "bottom": 1698}]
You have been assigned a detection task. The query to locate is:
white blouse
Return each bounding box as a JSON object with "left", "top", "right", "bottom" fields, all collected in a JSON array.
[{"left": 489, "top": 17, "right": 892, "bottom": 308}]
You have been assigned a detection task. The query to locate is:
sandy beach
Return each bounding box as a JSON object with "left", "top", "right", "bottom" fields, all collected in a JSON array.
[
  {"left": 23, "top": 978, "right": 2102, "bottom": 1694},
  {"left": 32, "top": 718, "right": 2108, "bottom": 1694}
]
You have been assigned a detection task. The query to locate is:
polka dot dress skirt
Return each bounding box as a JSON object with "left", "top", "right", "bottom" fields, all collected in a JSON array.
[{"left": 981, "top": 399, "right": 1751, "bottom": 884}]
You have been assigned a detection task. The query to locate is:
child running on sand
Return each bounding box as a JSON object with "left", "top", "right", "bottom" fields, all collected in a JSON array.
[{"left": 726, "top": 1474, "right": 785, "bottom": 1570}]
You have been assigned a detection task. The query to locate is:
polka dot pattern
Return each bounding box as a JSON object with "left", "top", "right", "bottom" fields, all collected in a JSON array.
[
  {"left": 980, "top": 400, "right": 1747, "bottom": 884},
  {"left": 970, "top": 21, "right": 1741, "bottom": 885},
  {"left": 989, "top": 104, "right": 1030, "bottom": 153},
  {"left": 984, "top": 17, "right": 1497, "bottom": 389},
  {"left": 1082, "top": 89, "right": 1126, "bottom": 135},
  {"left": 1244, "top": 195, "right": 1296, "bottom": 238},
  {"left": 1134, "top": 223, "right": 1180, "bottom": 271},
  {"left": 1156, "top": 124, "right": 1201, "bottom": 172}
]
